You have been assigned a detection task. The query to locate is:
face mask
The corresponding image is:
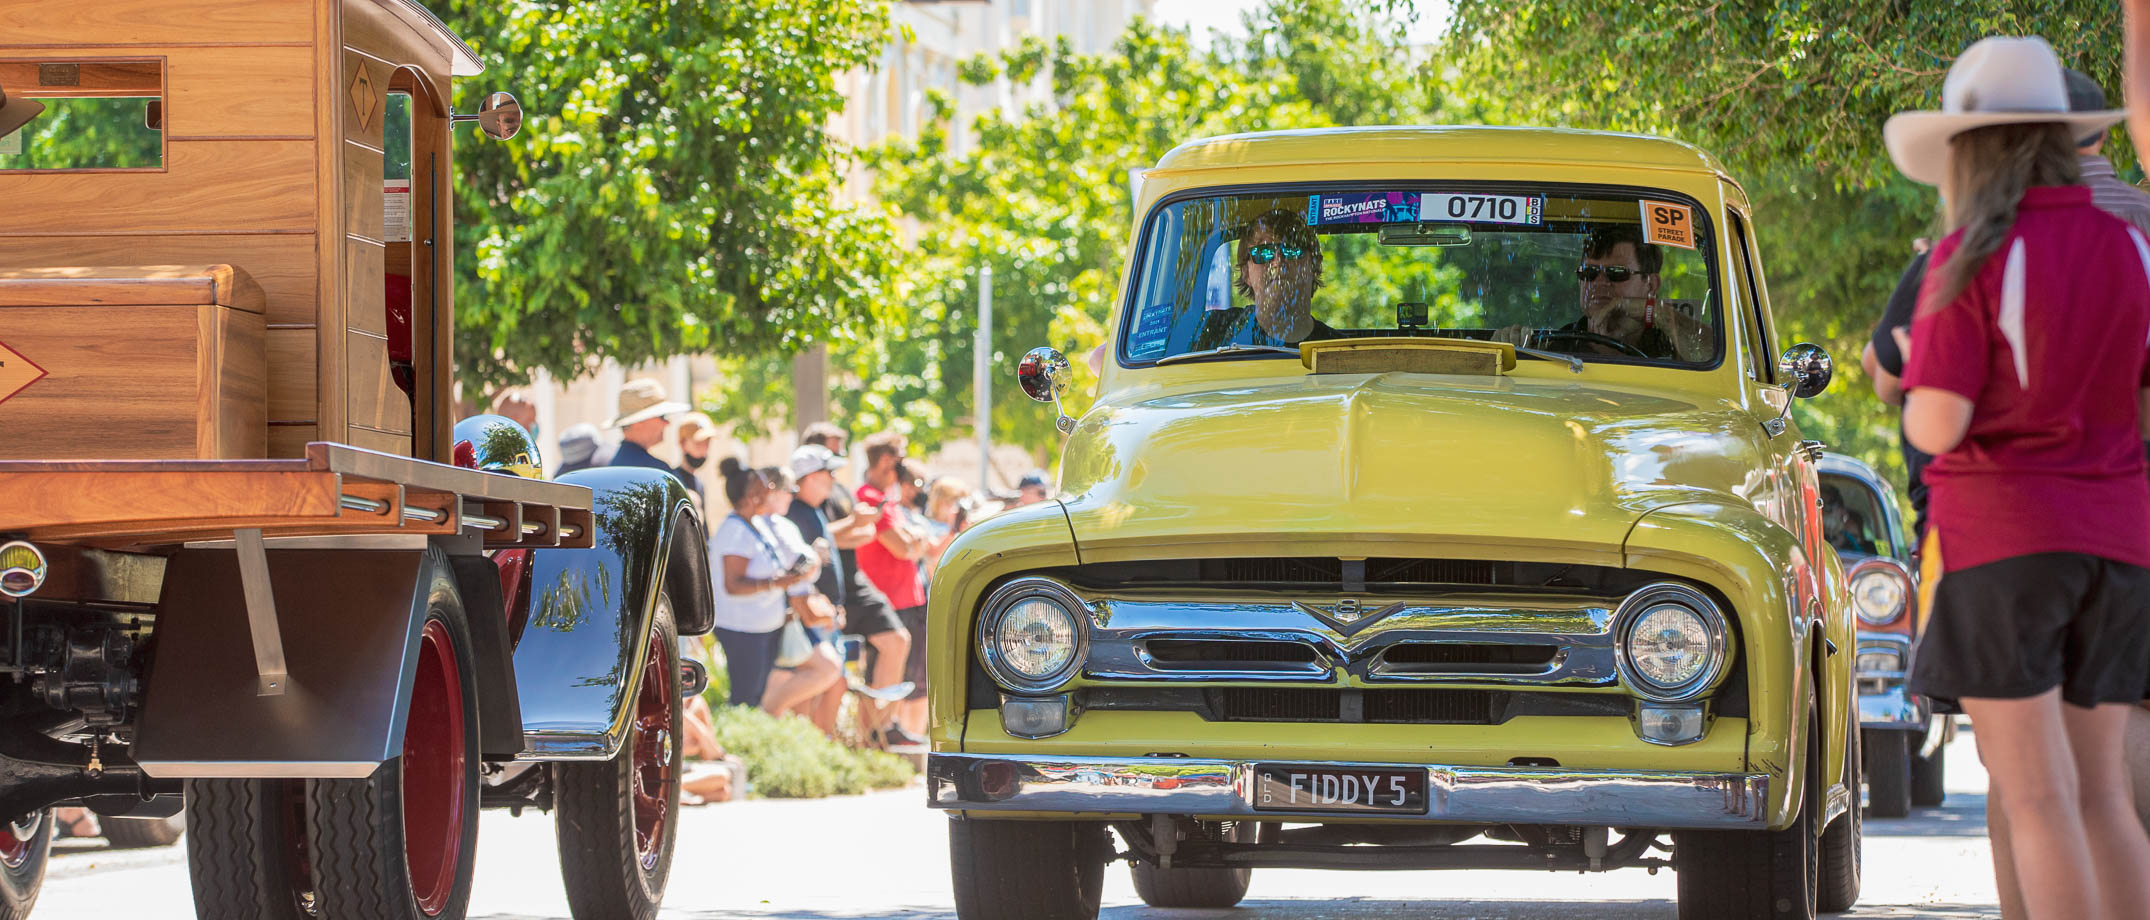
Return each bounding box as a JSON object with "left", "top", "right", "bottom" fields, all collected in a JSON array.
[{"left": 682, "top": 452, "right": 708, "bottom": 470}]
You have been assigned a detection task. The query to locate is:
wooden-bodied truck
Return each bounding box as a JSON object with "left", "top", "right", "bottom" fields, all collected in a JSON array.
[{"left": 0, "top": 3, "right": 715, "bottom": 919}]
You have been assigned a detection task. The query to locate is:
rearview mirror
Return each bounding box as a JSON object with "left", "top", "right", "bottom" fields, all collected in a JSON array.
[
  {"left": 1778, "top": 343, "right": 1832, "bottom": 399},
  {"left": 1016, "top": 346, "right": 1077, "bottom": 434},
  {"left": 452, "top": 91, "right": 522, "bottom": 141}
]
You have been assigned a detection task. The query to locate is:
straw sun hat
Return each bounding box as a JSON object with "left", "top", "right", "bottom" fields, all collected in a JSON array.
[
  {"left": 1885, "top": 35, "right": 2124, "bottom": 185},
  {"left": 604, "top": 378, "right": 689, "bottom": 429}
]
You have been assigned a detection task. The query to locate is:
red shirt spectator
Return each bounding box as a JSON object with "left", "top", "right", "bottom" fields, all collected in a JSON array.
[
  {"left": 1904, "top": 185, "right": 2150, "bottom": 572},
  {"left": 853, "top": 482, "right": 926, "bottom": 610}
]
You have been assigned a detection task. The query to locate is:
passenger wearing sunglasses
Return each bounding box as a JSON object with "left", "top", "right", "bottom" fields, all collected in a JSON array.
[
  {"left": 1497, "top": 224, "right": 1714, "bottom": 362},
  {"left": 1193, "top": 208, "right": 1338, "bottom": 350}
]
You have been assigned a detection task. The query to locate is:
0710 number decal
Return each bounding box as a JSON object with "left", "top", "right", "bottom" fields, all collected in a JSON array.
[{"left": 1423, "top": 194, "right": 1543, "bottom": 226}]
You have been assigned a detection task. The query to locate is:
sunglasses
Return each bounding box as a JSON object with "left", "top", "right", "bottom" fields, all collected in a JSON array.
[
  {"left": 1247, "top": 244, "right": 1307, "bottom": 265},
  {"left": 1575, "top": 265, "right": 1647, "bottom": 283}
]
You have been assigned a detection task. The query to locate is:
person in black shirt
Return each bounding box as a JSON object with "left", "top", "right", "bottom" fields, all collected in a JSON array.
[
  {"left": 1862, "top": 249, "right": 1934, "bottom": 535},
  {"left": 1191, "top": 208, "right": 1337, "bottom": 350}
]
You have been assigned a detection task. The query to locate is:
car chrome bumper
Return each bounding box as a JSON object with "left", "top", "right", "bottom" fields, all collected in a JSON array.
[
  {"left": 927, "top": 753, "right": 1771, "bottom": 830},
  {"left": 1857, "top": 635, "right": 1928, "bottom": 730}
]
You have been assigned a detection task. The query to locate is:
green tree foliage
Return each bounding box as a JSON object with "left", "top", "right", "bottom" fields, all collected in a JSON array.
[
  {"left": 1449, "top": 0, "right": 2129, "bottom": 483},
  {"left": 706, "top": 0, "right": 1460, "bottom": 452},
  {"left": 438, "top": 0, "right": 901, "bottom": 392}
]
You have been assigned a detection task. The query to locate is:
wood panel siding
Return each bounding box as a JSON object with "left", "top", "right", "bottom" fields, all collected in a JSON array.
[
  {"left": 346, "top": 331, "right": 408, "bottom": 434},
  {"left": 268, "top": 424, "right": 317, "bottom": 459},
  {"left": 265, "top": 328, "right": 318, "bottom": 423},
  {"left": 0, "top": 1, "right": 312, "bottom": 48},
  {"left": 346, "top": 240, "right": 386, "bottom": 337},
  {"left": 0, "top": 235, "right": 317, "bottom": 326},
  {"left": 0, "top": 140, "right": 315, "bottom": 234},
  {"left": 345, "top": 425, "right": 411, "bottom": 456}
]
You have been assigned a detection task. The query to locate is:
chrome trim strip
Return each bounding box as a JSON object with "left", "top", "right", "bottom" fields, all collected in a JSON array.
[
  {"left": 1079, "top": 595, "right": 1621, "bottom": 687},
  {"left": 928, "top": 753, "right": 1770, "bottom": 830}
]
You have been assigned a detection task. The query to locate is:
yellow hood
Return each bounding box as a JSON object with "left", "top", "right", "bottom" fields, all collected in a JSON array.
[{"left": 1059, "top": 371, "right": 1770, "bottom": 559}]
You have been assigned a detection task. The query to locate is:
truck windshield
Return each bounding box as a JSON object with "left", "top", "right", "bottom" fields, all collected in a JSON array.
[{"left": 1119, "top": 187, "right": 1723, "bottom": 369}]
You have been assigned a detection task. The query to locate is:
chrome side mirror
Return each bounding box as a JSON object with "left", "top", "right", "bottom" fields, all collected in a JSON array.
[
  {"left": 1017, "top": 346, "right": 1076, "bottom": 434},
  {"left": 1778, "top": 343, "right": 1833, "bottom": 400},
  {"left": 452, "top": 91, "right": 522, "bottom": 141}
]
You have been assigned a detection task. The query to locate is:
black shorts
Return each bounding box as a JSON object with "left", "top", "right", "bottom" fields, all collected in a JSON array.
[
  {"left": 841, "top": 585, "right": 904, "bottom": 638},
  {"left": 897, "top": 605, "right": 930, "bottom": 700},
  {"left": 1909, "top": 552, "right": 2150, "bottom": 708}
]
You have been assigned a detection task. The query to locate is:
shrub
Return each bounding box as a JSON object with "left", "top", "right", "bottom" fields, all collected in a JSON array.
[{"left": 706, "top": 704, "right": 914, "bottom": 798}]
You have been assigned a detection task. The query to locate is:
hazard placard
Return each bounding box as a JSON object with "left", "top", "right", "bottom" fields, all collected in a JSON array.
[
  {"left": 1639, "top": 199, "right": 1698, "bottom": 250},
  {"left": 0, "top": 339, "right": 48, "bottom": 407}
]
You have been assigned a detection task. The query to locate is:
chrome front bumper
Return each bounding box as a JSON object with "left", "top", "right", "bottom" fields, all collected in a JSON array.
[
  {"left": 927, "top": 753, "right": 1771, "bottom": 830},
  {"left": 1857, "top": 634, "right": 1928, "bottom": 730}
]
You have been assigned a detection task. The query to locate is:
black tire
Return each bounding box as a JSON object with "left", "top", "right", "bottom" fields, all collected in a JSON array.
[
  {"left": 0, "top": 812, "right": 53, "bottom": 920},
  {"left": 1819, "top": 723, "right": 1862, "bottom": 913},
  {"left": 103, "top": 812, "right": 184, "bottom": 849},
  {"left": 1675, "top": 696, "right": 1820, "bottom": 920},
  {"left": 1911, "top": 730, "right": 1947, "bottom": 808},
  {"left": 949, "top": 818, "right": 1108, "bottom": 920},
  {"left": 1130, "top": 821, "right": 1253, "bottom": 908},
  {"left": 556, "top": 591, "right": 682, "bottom": 920},
  {"left": 305, "top": 555, "right": 481, "bottom": 920},
  {"left": 185, "top": 780, "right": 314, "bottom": 919},
  {"left": 1864, "top": 729, "right": 1912, "bottom": 819}
]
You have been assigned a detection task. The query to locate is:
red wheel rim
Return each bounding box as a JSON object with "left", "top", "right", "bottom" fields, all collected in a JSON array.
[
  {"left": 401, "top": 619, "right": 466, "bottom": 916},
  {"left": 629, "top": 619, "right": 674, "bottom": 872},
  {"left": 0, "top": 814, "right": 37, "bottom": 869}
]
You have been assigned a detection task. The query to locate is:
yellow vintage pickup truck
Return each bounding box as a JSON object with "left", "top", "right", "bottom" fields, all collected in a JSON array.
[{"left": 926, "top": 126, "right": 1861, "bottom": 920}]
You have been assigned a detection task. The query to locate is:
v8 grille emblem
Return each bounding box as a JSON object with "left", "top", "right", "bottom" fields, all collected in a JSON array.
[{"left": 1295, "top": 599, "right": 1406, "bottom": 637}]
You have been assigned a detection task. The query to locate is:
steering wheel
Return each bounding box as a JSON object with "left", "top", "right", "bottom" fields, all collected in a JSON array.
[{"left": 1530, "top": 329, "right": 1650, "bottom": 359}]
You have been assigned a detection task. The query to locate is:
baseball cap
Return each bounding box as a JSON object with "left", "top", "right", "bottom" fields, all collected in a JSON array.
[
  {"left": 789, "top": 444, "right": 846, "bottom": 482},
  {"left": 2063, "top": 67, "right": 2111, "bottom": 147},
  {"left": 1018, "top": 470, "right": 1050, "bottom": 490}
]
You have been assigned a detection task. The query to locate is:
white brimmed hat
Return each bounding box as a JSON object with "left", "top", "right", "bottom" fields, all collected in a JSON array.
[
  {"left": 1885, "top": 36, "right": 2124, "bottom": 185},
  {"left": 0, "top": 81, "right": 45, "bottom": 141},
  {"left": 604, "top": 378, "right": 689, "bottom": 429}
]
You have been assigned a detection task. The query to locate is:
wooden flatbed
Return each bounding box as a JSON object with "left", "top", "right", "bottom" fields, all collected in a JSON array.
[{"left": 0, "top": 442, "right": 595, "bottom": 549}]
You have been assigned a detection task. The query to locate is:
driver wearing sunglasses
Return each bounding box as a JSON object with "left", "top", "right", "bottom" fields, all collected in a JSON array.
[
  {"left": 1496, "top": 224, "right": 1713, "bottom": 362},
  {"left": 1192, "top": 208, "right": 1338, "bottom": 350}
]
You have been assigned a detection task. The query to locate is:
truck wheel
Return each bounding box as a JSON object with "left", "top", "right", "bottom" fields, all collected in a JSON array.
[
  {"left": 1864, "top": 729, "right": 1911, "bottom": 818},
  {"left": 949, "top": 818, "right": 1107, "bottom": 920},
  {"left": 1675, "top": 696, "right": 1820, "bottom": 920},
  {"left": 185, "top": 780, "right": 315, "bottom": 918},
  {"left": 555, "top": 592, "right": 682, "bottom": 920},
  {"left": 1129, "top": 821, "right": 1252, "bottom": 908},
  {"left": 103, "top": 811, "right": 185, "bottom": 849},
  {"left": 0, "top": 812, "right": 52, "bottom": 920},
  {"left": 1819, "top": 724, "right": 1862, "bottom": 913},
  {"left": 306, "top": 561, "right": 481, "bottom": 920},
  {"left": 1910, "top": 730, "right": 1947, "bottom": 808}
]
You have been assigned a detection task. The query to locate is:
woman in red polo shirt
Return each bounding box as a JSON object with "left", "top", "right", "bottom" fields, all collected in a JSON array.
[{"left": 1892, "top": 36, "right": 2150, "bottom": 919}]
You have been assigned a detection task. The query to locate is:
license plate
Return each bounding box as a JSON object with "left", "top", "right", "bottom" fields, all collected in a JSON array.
[{"left": 1251, "top": 764, "right": 1427, "bottom": 814}]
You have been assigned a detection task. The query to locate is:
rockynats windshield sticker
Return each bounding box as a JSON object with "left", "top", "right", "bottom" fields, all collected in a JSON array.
[{"left": 1309, "top": 192, "right": 1420, "bottom": 225}]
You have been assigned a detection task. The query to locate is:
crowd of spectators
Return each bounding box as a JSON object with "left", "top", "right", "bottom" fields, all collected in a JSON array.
[{"left": 515, "top": 379, "right": 1044, "bottom": 803}]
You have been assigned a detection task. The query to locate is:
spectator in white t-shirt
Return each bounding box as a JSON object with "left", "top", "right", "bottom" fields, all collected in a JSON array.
[
  {"left": 754, "top": 466, "right": 843, "bottom": 729},
  {"left": 708, "top": 458, "right": 816, "bottom": 708}
]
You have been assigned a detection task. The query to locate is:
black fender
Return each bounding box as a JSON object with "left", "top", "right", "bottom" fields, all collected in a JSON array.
[
  {"left": 446, "top": 554, "right": 527, "bottom": 761},
  {"left": 509, "top": 467, "right": 711, "bottom": 760},
  {"left": 131, "top": 545, "right": 468, "bottom": 779}
]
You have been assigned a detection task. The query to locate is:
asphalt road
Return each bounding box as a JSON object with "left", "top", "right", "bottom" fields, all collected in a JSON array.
[{"left": 34, "top": 728, "right": 2002, "bottom": 920}]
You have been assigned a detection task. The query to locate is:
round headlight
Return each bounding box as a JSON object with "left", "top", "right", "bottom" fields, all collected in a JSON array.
[
  {"left": 1615, "top": 584, "right": 1728, "bottom": 701},
  {"left": 1628, "top": 604, "right": 1711, "bottom": 689},
  {"left": 1851, "top": 568, "right": 1906, "bottom": 626},
  {"left": 979, "top": 582, "right": 1088, "bottom": 691}
]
